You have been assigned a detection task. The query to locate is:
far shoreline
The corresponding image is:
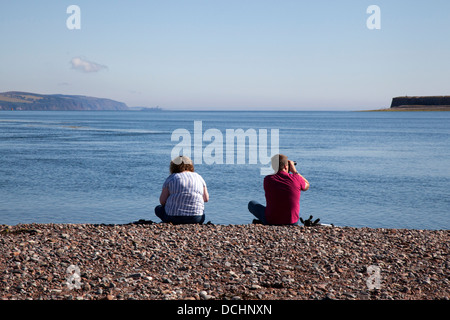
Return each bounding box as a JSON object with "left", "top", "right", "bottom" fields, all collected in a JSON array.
[{"left": 361, "top": 107, "right": 450, "bottom": 112}]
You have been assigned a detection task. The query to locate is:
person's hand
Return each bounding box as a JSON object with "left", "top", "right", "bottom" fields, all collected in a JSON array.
[
  {"left": 288, "top": 160, "right": 298, "bottom": 174},
  {"left": 300, "top": 215, "right": 320, "bottom": 227}
]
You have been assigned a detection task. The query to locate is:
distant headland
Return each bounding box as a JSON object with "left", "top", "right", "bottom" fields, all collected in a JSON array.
[
  {"left": 0, "top": 91, "right": 129, "bottom": 111},
  {"left": 390, "top": 96, "right": 450, "bottom": 110},
  {"left": 366, "top": 95, "right": 450, "bottom": 111}
]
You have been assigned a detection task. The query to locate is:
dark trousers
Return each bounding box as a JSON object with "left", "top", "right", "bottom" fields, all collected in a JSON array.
[
  {"left": 154, "top": 205, "right": 205, "bottom": 224},
  {"left": 248, "top": 200, "right": 299, "bottom": 226},
  {"left": 248, "top": 200, "right": 268, "bottom": 225}
]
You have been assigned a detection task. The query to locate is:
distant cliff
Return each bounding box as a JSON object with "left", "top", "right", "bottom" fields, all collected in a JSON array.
[
  {"left": 0, "top": 91, "right": 129, "bottom": 111},
  {"left": 391, "top": 96, "right": 450, "bottom": 110}
]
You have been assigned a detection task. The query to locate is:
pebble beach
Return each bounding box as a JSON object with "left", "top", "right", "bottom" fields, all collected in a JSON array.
[{"left": 1, "top": 222, "right": 448, "bottom": 301}]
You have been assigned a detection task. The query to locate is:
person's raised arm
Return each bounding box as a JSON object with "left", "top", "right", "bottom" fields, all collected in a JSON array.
[
  {"left": 298, "top": 173, "right": 310, "bottom": 191},
  {"left": 288, "top": 160, "right": 310, "bottom": 191}
]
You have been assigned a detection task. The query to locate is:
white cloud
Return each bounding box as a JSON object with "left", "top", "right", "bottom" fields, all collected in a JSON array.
[{"left": 70, "top": 57, "right": 108, "bottom": 73}]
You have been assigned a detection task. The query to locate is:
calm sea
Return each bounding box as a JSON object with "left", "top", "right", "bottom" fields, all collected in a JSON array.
[{"left": 0, "top": 110, "right": 449, "bottom": 230}]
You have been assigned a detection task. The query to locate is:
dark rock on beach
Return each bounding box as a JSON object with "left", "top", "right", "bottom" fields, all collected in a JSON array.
[{"left": 0, "top": 223, "right": 448, "bottom": 300}]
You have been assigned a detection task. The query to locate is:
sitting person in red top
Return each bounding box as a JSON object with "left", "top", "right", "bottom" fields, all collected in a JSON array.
[{"left": 248, "top": 154, "right": 310, "bottom": 225}]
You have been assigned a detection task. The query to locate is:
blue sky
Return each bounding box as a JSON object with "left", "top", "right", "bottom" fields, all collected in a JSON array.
[{"left": 1, "top": 1, "right": 450, "bottom": 110}]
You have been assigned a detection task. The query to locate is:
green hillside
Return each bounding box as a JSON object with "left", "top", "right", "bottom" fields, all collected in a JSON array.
[{"left": 0, "top": 91, "right": 129, "bottom": 111}]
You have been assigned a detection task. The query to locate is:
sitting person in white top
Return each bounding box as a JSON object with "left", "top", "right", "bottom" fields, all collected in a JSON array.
[{"left": 155, "top": 155, "right": 209, "bottom": 224}]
